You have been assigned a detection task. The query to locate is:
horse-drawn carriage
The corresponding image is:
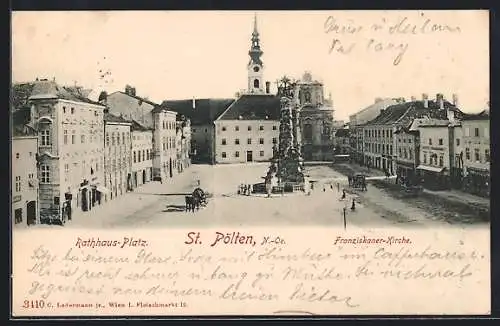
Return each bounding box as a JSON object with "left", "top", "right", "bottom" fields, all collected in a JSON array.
[
  {"left": 348, "top": 174, "right": 367, "bottom": 191},
  {"left": 185, "top": 187, "right": 209, "bottom": 212}
]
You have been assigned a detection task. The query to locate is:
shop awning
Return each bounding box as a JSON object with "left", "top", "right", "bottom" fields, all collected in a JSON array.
[
  {"left": 417, "top": 165, "right": 445, "bottom": 173},
  {"left": 96, "top": 186, "right": 111, "bottom": 194}
]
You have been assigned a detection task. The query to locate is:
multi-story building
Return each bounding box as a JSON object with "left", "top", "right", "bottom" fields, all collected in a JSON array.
[
  {"left": 151, "top": 107, "right": 178, "bottom": 181},
  {"left": 363, "top": 93, "right": 463, "bottom": 175},
  {"left": 461, "top": 109, "right": 490, "bottom": 197},
  {"left": 130, "top": 120, "right": 153, "bottom": 189},
  {"left": 105, "top": 86, "right": 157, "bottom": 128},
  {"left": 297, "top": 72, "right": 335, "bottom": 161},
  {"left": 417, "top": 118, "right": 460, "bottom": 190},
  {"left": 175, "top": 115, "right": 191, "bottom": 172},
  {"left": 24, "top": 79, "right": 106, "bottom": 222},
  {"left": 393, "top": 118, "right": 422, "bottom": 185},
  {"left": 213, "top": 14, "right": 280, "bottom": 164},
  {"left": 214, "top": 95, "right": 280, "bottom": 163},
  {"left": 104, "top": 113, "right": 132, "bottom": 200},
  {"left": 349, "top": 98, "right": 398, "bottom": 164},
  {"left": 333, "top": 128, "right": 351, "bottom": 155},
  {"left": 11, "top": 120, "right": 39, "bottom": 226},
  {"left": 162, "top": 98, "right": 234, "bottom": 164}
]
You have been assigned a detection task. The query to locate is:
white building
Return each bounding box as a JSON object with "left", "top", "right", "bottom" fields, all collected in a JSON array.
[
  {"left": 130, "top": 120, "right": 153, "bottom": 188},
  {"left": 11, "top": 123, "right": 39, "bottom": 226},
  {"left": 26, "top": 79, "right": 106, "bottom": 222},
  {"left": 151, "top": 107, "right": 178, "bottom": 181}
]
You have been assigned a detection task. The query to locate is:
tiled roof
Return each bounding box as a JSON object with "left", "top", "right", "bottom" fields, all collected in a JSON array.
[
  {"left": 366, "top": 100, "right": 463, "bottom": 126},
  {"left": 462, "top": 109, "right": 490, "bottom": 121},
  {"left": 110, "top": 91, "right": 159, "bottom": 107},
  {"left": 335, "top": 128, "right": 350, "bottom": 137},
  {"left": 104, "top": 112, "right": 132, "bottom": 124},
  {"left": 159, "top": 98, "right": 235, "bottom": 125},
  {"left": 130, "top": 119, "right": 152, "bottom": 131},
  {"left": 11, "top": 108, "right": 37, "bottom": 137},
  {"left": 217, "top": 94, "right": 280, "bottom": 121},
  {"left": 28, "top": 80, "right": 104, "bottom": 106}
]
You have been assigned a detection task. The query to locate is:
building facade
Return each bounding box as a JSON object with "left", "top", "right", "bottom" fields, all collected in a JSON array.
[
  {"left": 11, "top": 126, "right": 39, "bottom": 226},
  {"left": 297, "top": 72, "right": 335, "bottom": 161},
  {"left": 394, "top": 118, "right": 421, "bottom": 186},
  {"left": 175, "top": 115, "right": 191, "bottom": 172},
  {"left": 333, "top": 128, "right": 351, "bottom": 156},
  {"left": 26, "top": 80, "right": 106, "bottom": 222},
  {"left": 105, "top": 86, "right": 157, "bottom": 128},
  {"left": 104, "top": 113, "right": 132, "bottom": 200},
  {"left": 151, "top": 108, "right": 178, "bottom": 181},
  {"left": 130, "top": 120, "right": 153, "bottom": 189},
  {"left": 461, "top": 110, "right": 490, "bottom": 197}
]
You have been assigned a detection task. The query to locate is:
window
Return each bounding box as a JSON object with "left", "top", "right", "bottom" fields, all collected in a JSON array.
[
  {"left": 398, "top": 138, "right": 401, "bottom": 142},
  {"left": 247, "top": 138, "right": 252, "bottom": 145},
  {"left": 403, "top": 149, "right": 408, "bottom": 159},
  {"left": 16, "top": 153, "right": 19, "bottom": 159},
  {"left": 259, "top": 125, "right": 264, "bottom": 131},
  {"left": 423, "top": 153, "right": 427, "bottom": 164},
  {"left": 192, "top": 128, "right": 197, "bottom": 133},
  {"left": 428, "top": 138, "right": 432, "bottom": 145},
  {"left": 63, "top": 106, "right": 66, "bottom": 113},
  {"left": 134, "top": 151, "right": 137, "bottom": 163},
  {"left": 390, "top": 130, "right": 393, "bottom": 137},
  {"left": 408, "top": 138, "right": 412, "bottom": 143},
  {"left": 465, "top": 148, "right": 470, "bottom": 160},
  {"left": 409, "top": 149, "right": 413, "bottom": 160},
  {"left": 41, "top": 165, "right": 50, "bottom": 183},
  {"left": 260, "top": 151, "right": 264, "bottom": 157},
  {"left": 438, "top": 138, "right": 443, "bottom": 145},
  {"left": 15, "top": 176, "right": 21, "bottom": 192},
  {"left": 254, "top": 79, "right": 260, "bottom": 88},
  {"left": 272, "top": 138, "right": 277, "bottom": 144},
  {"left": 81, "top": 134, "right": 85, "bottom": 144},
  {"left": 117, "top": 133, "right": 121, "bottom": 145},
  {"left": 205, "top": 129, "right": 208, "bottom": 133},
  {"left": 485, "top": 149, "right": 490, "bottom": 162},
  {"left": 122, "top": 132, "right": 125, "bottom": 144},
  {"left": 399, "top": 148, "right": 402, "bottom": 156},
  {"left": 235, "top": 151, "right": 240, "bottom": 157},
  {"left": 71, "top": 107, "right": 74, "bottom": 114},
  {"left": 235, "top": 126, "right": 239, "bottom": 131},
  {"left": 273, "top": 125, "right": 277, "bottom": 131},
  {"left": 106, "top": 132, "right": 110, "bottom": 146},
  {"left": 456, "top": 138, "right": 460, "bottom": 146},
  {"left": 235, "top": 139, "right": 240, "bottom": 145},
  {"left": 222, "top": 138, "right": 227, "bottom": 145},
  {"left": 259, "top": 138, "right": 264, "bottom": 144},
  {"left": 474, "top": 128, "right": 479, "bottom": 137},
  {"left": 40, "top": 130, "right": 50, "bottom": 146},
  {"left": 465, "top": 127, "right": 470, "bottom": 137},
  {"left": 71, "top": 130, "right": 76, "bottom": 144},
  {"left": 63, "top": 130, "right": 68, "bottom": 144},
  {"left": 474, "top": 148, "right": 480, "bottom": 162},
  {"left": 222, "top": 126, "right": 226, "bottom": 131},
  {"left": 221, "top": 152, "right": 227, "bottom": 158},
  {"left": 439, "top": 155, "right": 444, "bottom": 167},
  {"left": 248, "top": 126, "right": 252, "bottom": 131},
  {"left": 142, "top": 150, "right": 145, "bottom": 161}
]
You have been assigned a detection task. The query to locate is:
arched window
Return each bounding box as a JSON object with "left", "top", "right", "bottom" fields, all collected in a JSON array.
[
  {"left": 253, "top": 79, "right": 260, "bottom": 89},
  {"left": 304, "top": 124, "right": 313, "bottom": 141}
]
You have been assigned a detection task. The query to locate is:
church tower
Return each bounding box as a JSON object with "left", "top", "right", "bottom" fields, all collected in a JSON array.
[{"left": 247, "top": 14, "right": 264, "bottom": 94}]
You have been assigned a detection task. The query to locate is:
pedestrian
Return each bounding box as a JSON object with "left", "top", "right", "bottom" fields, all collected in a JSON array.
[
  {"left": 351, "top": 198, "right": 356, "bottom": 211},
  {"left": 323, "top": 186, "right": 326, "bottom": 192},
  {"left": 243, "top": 184, "right": 247, "bottom": 195},
  {"left": 337, "top": 182, "right": 340, "bottom": 192},
  {"left": 249, "top": 184, "right": 253, "bottom": 195},
  {"left": 330, "top": 184, "right": 333, "bottom": 191},
  {"left": 310, "top": 181, "right": 314, "bottom": 191},
  {"left": 341, "top": 190, "right": 346, "bottom": 200}
]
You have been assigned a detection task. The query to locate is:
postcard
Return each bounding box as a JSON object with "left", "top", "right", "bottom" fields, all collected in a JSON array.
[{"left": 10, "top": 10, "right": 490, "bottom": 317}]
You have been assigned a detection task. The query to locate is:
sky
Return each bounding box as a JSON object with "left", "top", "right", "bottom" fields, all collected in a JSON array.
[{"left": 12, "top": 10, "right": 489, "bottom": 120}]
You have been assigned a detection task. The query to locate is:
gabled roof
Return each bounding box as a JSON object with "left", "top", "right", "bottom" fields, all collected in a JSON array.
[
  {"left": 217, "top": 94, "right": 280, "bottom": 121},
  {"left": 130, "top": 119, "right": 153, "bottom": 131},
  {"left": 366, "top": 100, "right": 463, "bottom": 126},
  {"left": 108, "top": 91, "right": 159, "bottom": 107},
  {"left": 28, "top": 80, "right": 104, "bottom": 106},
  {"left": 159, "top": 98, "right": 235, "bottom": 125},
  {"left": 104, "top": 112, "right": 132, "bottom": 124}
]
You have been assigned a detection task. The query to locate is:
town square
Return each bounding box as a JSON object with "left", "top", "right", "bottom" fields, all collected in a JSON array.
[{"left": 11, "top": 11, "right": 490, "bottom": 231}]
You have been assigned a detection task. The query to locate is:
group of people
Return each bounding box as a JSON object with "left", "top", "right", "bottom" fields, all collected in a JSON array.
[{"left": 238, "top": 184, "right": 253, "bottom": 196}]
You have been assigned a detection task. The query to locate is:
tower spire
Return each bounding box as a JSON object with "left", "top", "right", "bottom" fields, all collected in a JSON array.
[{"left": 253, "top": 13, "right": 258, "bottom": 35}]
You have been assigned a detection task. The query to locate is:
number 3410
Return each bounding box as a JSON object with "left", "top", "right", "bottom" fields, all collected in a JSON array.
[{"left": 23, "top": 300, "right": 47, "bottom": 309}]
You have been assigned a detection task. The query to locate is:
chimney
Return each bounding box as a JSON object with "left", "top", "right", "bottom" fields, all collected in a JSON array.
[
  {"left": 411, "top": 96, "right": 416, "bottom": 102},
  {"left": 436, "top": 93, "right": 444, "bottom": 110},
  {"left": 192, "top": 97, "right": 196, "bottom": 109},
  {"left": 422, "top": 93, "right": 429, "bottom": 108},
  {"left": 452, "top": 93, "right": 459, "bottom": 107},
  {"left": 265, "top": 81, "right": 270, "bottom": 94}
]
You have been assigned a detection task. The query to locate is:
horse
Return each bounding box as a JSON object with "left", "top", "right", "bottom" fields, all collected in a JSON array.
[
  {"left": 193, "top": 188, "right": 208, "bottom": 207},
  {"left": 185, "top": 196, "right": 193, "bottom": 212}
]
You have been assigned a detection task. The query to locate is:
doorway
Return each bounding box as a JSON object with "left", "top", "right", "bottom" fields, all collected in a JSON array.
[
  {"left": 246, "top": 151, "right": 253, "bottom": 162},
  {"left": 27, "top": 201, "right": 36, "bottom": 225},
  {"left": 169, "top": 158, "right": 173, "bottom": 178},
  {"left": 142, "top": 170, "right": 146, "bottom": 184}
]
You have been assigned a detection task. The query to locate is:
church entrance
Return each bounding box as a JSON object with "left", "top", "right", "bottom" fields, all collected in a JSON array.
[{"left": 246, "top": 151, "right": 253, "bottom": 162}]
